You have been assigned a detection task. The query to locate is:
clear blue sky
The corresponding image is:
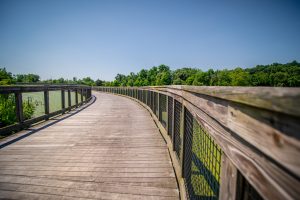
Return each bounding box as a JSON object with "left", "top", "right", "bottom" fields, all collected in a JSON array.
[{"left": 1, "top": 0, "right": 299, "bottom": 81}]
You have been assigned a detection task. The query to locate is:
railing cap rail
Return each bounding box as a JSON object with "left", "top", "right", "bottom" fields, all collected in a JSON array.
[
  {"left": 0, "top": 84, "right": 91, "bottom": 93},
  {"left": 94, "top": 85, "right": 300, "bottom": 117}
]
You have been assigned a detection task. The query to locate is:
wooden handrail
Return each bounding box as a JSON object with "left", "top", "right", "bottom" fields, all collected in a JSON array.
[
  {"left": 93, "top": 86, "right": 300, "bottom": 200},
  {"left": 0, "top": 85, "right": 92, "bottom": 135}
]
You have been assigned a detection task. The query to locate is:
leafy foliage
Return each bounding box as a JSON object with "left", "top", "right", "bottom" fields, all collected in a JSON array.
[
  {"left": 15, "top": 74, "right": 40, "bottom": 83},
  {"left": 0, "top": 94, "right": 35, "bottom": 127},
  {"left": 0, "top": 68, "right": 15, "bottom": 85},
  {"left": 1, "top": 61, "right": 299, "bottom": 88},
  {"left": 103, "top": 61, "right": 300, "bottom": 87}
]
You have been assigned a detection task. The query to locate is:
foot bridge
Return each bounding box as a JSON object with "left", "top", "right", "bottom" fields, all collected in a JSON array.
[{"left": 0, "top": 85, "right": 299, "bottom": 200}]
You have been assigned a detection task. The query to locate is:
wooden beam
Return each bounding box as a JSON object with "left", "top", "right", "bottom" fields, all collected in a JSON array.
[
  {"left": 68, "top": 90, "right": 71, "bottom": 111},
  {"left": 44, "top": 89, "right": 49, "bottom": 120},
  {"left": 61, "top": 90, "right": 65, "bottom": 113},
  {"left": 14, "top": 92, "right": 23, "bottom": 124},
  {"left": 219, "top": 154, "right": 238, "bottom": 200},
  {"left": 75, "top": 89, "right": 78, "bottom": 107}
]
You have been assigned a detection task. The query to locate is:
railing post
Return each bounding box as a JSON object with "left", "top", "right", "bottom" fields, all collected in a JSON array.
[
  {"left": 15, "top": 92, "right": 24, "bottom": 124},
  {"left": 172, "top": 98, "right": 176, "bottom": 150},
  {"left": 44, "top": 89, "right": 49, "bottom": 120},
  {"left": 152, "top": 91, "right": 155, "bottom": 111},
  {"left": 83, "top": 88, "right": 86, "bottom": 103},
  {"left": 68, "top": 90, "right": 71, "bottom": 111},
  {"left": 180, "top": 106, "right": 187, "bottom": 177},
  {"left": 219, "top": 154, "right": 238, "bottom": 200},
  {"left": 158, "top": 93, "right": 161, "bottom": 121},
  {"left": 166, "top": 95, "right": 169, "bottom": 132},
  {"left": 81, "top": 88, "right": 83, "bottom": 105},
  {"left": 75, "top": 89, "right": 78, "bottom": 107},
  {"left": 61, "top": 89, "right": 65, "bottom": 114}
]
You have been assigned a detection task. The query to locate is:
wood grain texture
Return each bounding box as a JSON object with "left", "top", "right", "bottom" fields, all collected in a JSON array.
[
  {"left": 219, "top": 154, "right": 237, "bottom": 200},
  {"left": 145, "top": 86, "right": 300, "bottom": 179},
  {"left": 144, "top": 85, "right": 300, "bottom": 117},
  {"left": 0, "top": 92, "right": 179, "bottom": 200}
]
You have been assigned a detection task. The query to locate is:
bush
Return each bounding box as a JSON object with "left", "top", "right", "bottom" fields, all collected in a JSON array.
[{"left": 0, "top": 94, "right": 35, "bottom": 128}]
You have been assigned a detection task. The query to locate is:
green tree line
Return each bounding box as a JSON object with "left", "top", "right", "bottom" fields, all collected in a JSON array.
[
  {"left": 105, "top": 61, "right": 300, "bottom": 87},
  {"left": 1, "top": 61, "right": 300, "bottom": 87}
]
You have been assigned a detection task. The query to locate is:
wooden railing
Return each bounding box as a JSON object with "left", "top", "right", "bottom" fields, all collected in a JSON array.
[
  {"left": 94, "top": 86, "right": 300, "bottom": 200},
  {"left": 0, "top": 85, "right": 92, "bottom": 135}
]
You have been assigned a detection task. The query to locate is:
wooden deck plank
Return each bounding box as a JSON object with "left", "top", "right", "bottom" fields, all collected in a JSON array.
[{"left": 0, "top": 92, "right": 179, "bottom": 199}]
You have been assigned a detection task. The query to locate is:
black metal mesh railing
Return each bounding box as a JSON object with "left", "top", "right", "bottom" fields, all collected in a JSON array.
[
  {"left": 96, "top": 87, "right": 271, "bottom": 200},
  {"left": 151, "top": 91, "right": 154, "bottom": 112},
  {"left": 159, "top": 94, "right": 167, "bottom": 129},
  {"left": 153, "top": 92, "right": 158, "bottom": 117},
  {"left": 174, "top": 100, "right": 182, "bottom": 160},
  {"left": 147, "top": 91, "right": 151, "bottom": 107},
  {"left": 184, "top": 108, "right": 222, "bottom": 200},
  {"left": 143, "top": 90, "right": 147, "bottom": 104},
  {"left": 167, "top": 96, "right": 173, "bottom": 138}
]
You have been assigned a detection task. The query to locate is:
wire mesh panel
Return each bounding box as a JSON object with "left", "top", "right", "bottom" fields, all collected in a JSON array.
[
  {"left": 184, "top": 108, "right": 222, "bottom": 200},
  {"left": 154, "top": 92, "right": 159, "bottom": 117},
  {"left": 159, "top": 94, "right": 167, "bottom": 129},
  {"left": 168, "top": 96, "right": 173, "bottom": 138},
  {"left": 147, "top": 91, "right": 151, "bottom": 107},
  {"left": 174, "top": 100, "right": 182, "bottom": 160},
  {"left": 140, "top": 90, "right": 142, "bottom": 102},
  {"left": 143, "top": 90, "right": 147, "bottom": 104},
  {"left": 151, "top": 91, "right": 154, "bottom": 112},
  {"left": 237, "top": 171, "right": 264, "bottom": 200}
]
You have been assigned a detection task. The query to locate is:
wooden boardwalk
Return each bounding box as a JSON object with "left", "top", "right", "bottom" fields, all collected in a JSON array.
[{"left": 0, "top": 92, "right": 179, "bottom": 200}]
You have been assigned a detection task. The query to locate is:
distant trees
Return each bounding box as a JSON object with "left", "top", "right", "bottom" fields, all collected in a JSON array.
[
  {"left": 102, "top": 61, "right": 300, "bottom": 87},
  {"left": 15, "top": 74, "right": 40, "bottom": 83},
  {"left": 1, "top": 61, "right": 299, "bottom": 87},
  {"left": 0, "top": 68, "right": 15, "bottom": 85}
]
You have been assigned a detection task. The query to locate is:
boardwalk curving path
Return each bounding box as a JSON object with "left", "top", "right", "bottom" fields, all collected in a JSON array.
[{"left": 0, "top": 92, "right": 179, "bottom": 200}]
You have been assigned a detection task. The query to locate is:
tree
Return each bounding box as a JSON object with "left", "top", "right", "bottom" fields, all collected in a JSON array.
[
  {"left": 156, "top": 65, "right": 172, "bottom": 85},
  {"left": 95, "top": 79, "right": 104, "bottom": 86},
  {"left": 15, "top": 74, "right": 40, "bottom": 83},
  {"left": 229, "top": 68, "right": 250, "bottom": 86},
  {"left": 81, "top": 77, "right": 95, "bottom": 86},
  {"left": 0, "top": 68, "right": 14, "bottom": 85}
]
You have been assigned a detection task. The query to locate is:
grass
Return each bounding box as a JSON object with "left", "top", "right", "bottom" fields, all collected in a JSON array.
[{"left": 22, "top": 91, "right": 84, "bottom": 118}]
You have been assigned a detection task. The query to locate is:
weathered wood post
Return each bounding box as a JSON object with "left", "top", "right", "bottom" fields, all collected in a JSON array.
[
  {"left": 180, "top": 106, "right": 186, "bottom": 176},
  {"left": 166, "top": 95, "right": 169, "bottom": 134},
  {"left": 80, "top": 88, "right": 83, "bottom": 105},
  {"left": 68, "top": 90, "right": 71, "bottom": 111},
  {"left": 44, "top": 89, "right": 49, "bottom": 120},
  {"left": 172, "top": 98, "right": 176, "bottom": 151},
  {"left": 83, "top": 88, "right": 86, "bottom": 103},
  {"left": 219, "top": 154, "right": 238, "bottom": 200},
  {"left": 158, "top": 93, "right": 161, "bottom": 121},
  {"left": 75, "top": 89, "right": 78, "bottom": 107},
  {"left": 61, "top": 89, "right": 65, "bottom": 114},
  {"left": 15, "top": 92, "right": 24, "bottom": 124}
]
